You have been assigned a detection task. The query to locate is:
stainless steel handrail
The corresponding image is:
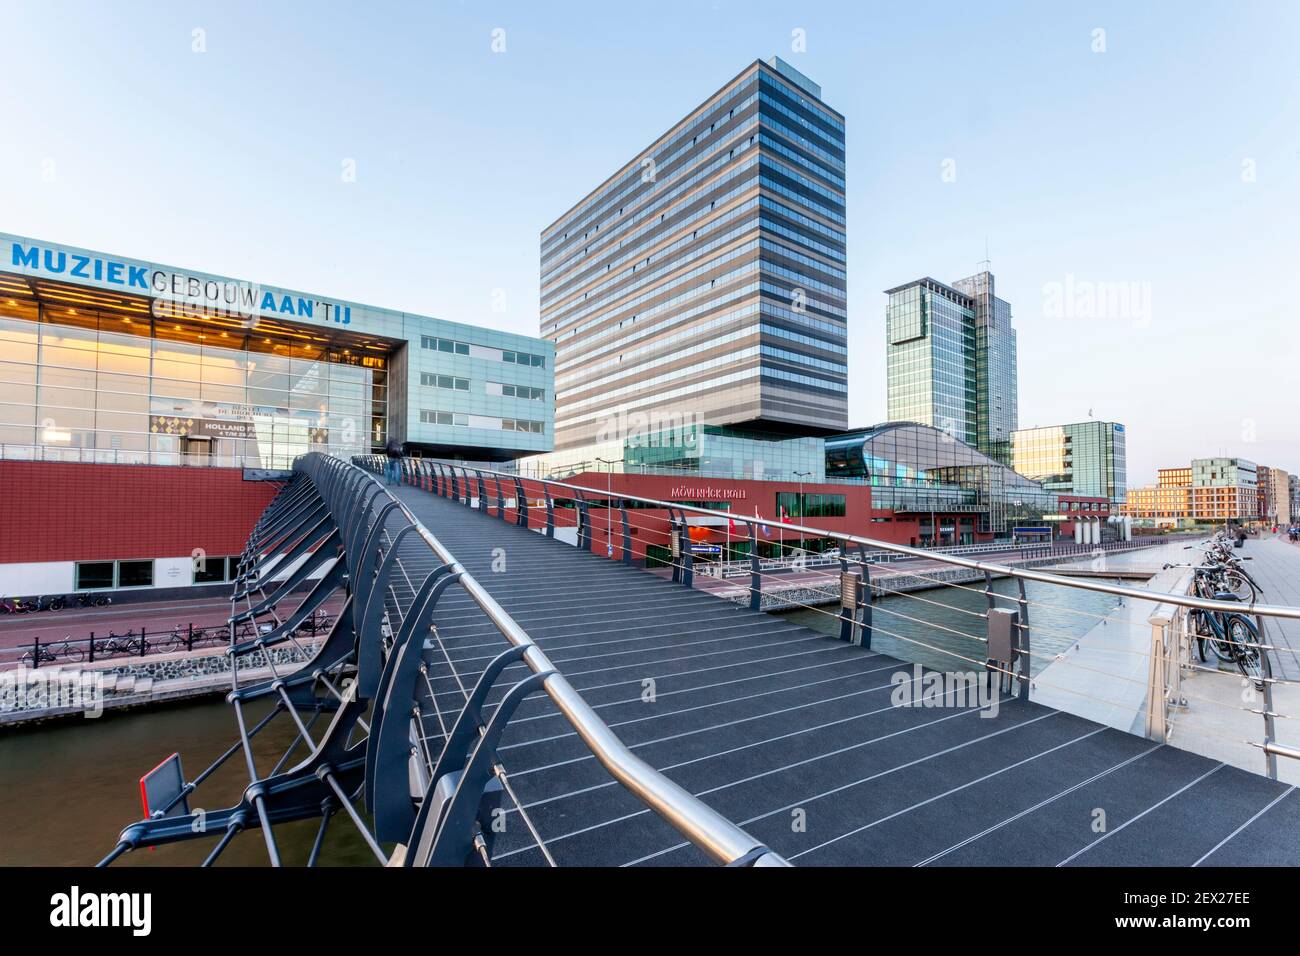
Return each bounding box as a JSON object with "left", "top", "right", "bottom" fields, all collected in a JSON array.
[
  {"left": 412, "top": 458, "right": 1300, "bottom": 623},
  {"left": 314, "top": 454, "right": 789, "bottom": 867}
]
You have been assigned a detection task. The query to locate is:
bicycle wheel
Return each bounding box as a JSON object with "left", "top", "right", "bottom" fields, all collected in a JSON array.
[
  {"left": 1228, "top": 616, "right": 1264, "bottom": 690},
  {"left": 1222, "top": 570, "right": 1258, "bottom": 602},
  {"left": 63, "top": 644, "right": 85, "bottom": 663},
  {"left": 1190, "top": 611, "right": 1211, "bottom": 663}
]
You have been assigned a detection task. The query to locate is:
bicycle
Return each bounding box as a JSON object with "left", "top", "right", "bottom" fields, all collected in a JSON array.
[
  {"left": 19, "top": 638, "right": 85, "bottom": 666},
  {"left": 160, "top": 624, "right": 192, "bottom": 654},
  {"left": 1188, "top": 567, "right": 1265, "bottom": 690},
  {"left": 95, "top": 629, "right": 151, "bottom": 657}
]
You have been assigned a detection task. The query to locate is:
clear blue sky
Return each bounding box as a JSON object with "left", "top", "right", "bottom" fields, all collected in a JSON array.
[{"left": 3, "top": 0, "right": 1297, "bottom": 484}]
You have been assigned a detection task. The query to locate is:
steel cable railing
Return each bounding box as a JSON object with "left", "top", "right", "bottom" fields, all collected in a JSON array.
[
  {"left": 100, "top": 455, "right": 798, "bottom": 867},
  {"left": 391, "top": 456, "right": 1300, "bottom": 782}
]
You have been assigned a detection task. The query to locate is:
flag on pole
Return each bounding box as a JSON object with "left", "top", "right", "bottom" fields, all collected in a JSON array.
[{"left": 756, "top": 507, "right": 771, "bottom": 538}]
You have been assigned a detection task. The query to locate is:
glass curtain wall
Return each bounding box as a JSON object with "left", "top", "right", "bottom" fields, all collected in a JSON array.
[{"left": 0, "top": 295, "right": 383, "bottom": 468}]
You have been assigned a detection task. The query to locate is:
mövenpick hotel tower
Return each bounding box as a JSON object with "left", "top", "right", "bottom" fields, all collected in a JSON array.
[{"left": 539, "top": 57, "right": 848, "bottom": 462}]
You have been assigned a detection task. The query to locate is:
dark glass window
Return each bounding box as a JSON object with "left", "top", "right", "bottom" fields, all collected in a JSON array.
[
  {"left": 118, "top": 560, "right": 154, "bottom": 588},
  {"left": 76, "top": 561, "right": 114, "bottom": 590},
  {"left": 194, "top": 556, "right": 229, "bottom": 583}
]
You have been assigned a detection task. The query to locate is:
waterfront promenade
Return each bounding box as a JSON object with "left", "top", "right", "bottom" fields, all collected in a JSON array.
[{"left": 1031, "top": 535, "right": 1300, "bottom": 785}]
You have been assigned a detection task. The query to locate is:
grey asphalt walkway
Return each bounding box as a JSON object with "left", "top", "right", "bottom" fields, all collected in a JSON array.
[{"left": 387, "top": 483, "right": 1300, "bottom": 867}]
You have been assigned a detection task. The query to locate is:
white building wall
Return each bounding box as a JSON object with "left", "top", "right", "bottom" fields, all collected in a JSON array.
[{"left": 0, "top": 561, "right": 76, "bottom": 595}]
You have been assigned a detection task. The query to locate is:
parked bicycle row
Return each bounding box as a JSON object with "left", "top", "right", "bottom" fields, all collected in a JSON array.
[
  {"left": 0, "top": 592, "right": 113, "bottom": 613},
  {"left": 6, "top": 610, "right": 336, "bottom": 668},
  {"left": 1163, "top": 530, "right": 1267, "bottom": 688}
]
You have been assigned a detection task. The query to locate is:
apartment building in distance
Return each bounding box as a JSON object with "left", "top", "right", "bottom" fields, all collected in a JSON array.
[
  {"left": 1190, "top": 457, "right": 1259, "bottom": 522},
  {"left": 1122, "top": 459, "right": 1276, "bottom": 527},
  {"left": 885, "top": 271, "right": 1018, "bottom": 467},
  {"left": 537, "top": 56, "right": 847, "bottom": 469},
  {"left": 1258, "top": 465, "right": 1294, "bottom": 526}
]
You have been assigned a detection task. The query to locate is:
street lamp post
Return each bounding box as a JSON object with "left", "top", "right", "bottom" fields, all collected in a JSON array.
[
  {"left": 794, "top": 470, "right": 811, "bottom": 556},
  {"left": 595, "top": 456, "right": 623, "bottom": 558}
]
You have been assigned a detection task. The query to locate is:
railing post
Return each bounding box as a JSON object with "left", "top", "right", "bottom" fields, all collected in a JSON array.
[
  {"left": 140, "top": 627, "right": 148, "bottom": 658},
  {"left": 495, "top": 476, "right": 506, "bottom": 520},
  {"left": 678, "top": 517, "right": 694, "bottom": 588},
  {"left": 32, "top": 635, "right": 41, "bottom": 668},
  {"left": 1016, "top": 577, "right": 1031, "bottom": 699},
  {"left": 860, "top": 557, "right": 873, "bottom": 648},
  {"left": 670, "top": 515, "right": 682, "bottom": 585},
  {"left": 838, "top": 568, "right": 870, "bottom": 647},
  {"left": 514, "top": 477, "right": 529, "bottom": 528},
  {"left": 88, "top": 631, "right": 95, "bottom": 664},
  {"left": 619, "top": 501, "right": 633, "bottom": 565},
  {"left": 187, "top": 622, "right": 194, "bottom": 652},
  {"left": 1145, "top": 619, "right": 1168, "bottom": 742},
  {"left": 476, "top": 470, "right": 487, "bottom": 511},
  {"left": 575, "top": 494, "right": 591, "bottom": 551},
  {"left": 986, "top": 608, "right": 1020, "bottom": 697},
  {"left": 1256, "top": 612, "right": 1278, "bottom": 780},
  {"left": 544, "top": 486, "right": 555, "bottom": 537}
]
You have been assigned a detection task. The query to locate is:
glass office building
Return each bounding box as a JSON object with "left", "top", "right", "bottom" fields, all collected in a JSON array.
[
  {"left": 826, "top": 421, "right": 1057, "bottom": 537},
  {"left": 885, "top": 278, "right": 977, "bottom": 445},
  {"left": 885, "top": 271, "right": 1018, "bottom": 467},
  {"left": 0, "top": 234, "right": 553, "bottom": 469},
  {"left": 540, "top": 57, "right": 848, "bottom": 456},
  {"left": 952, "top": 271, "right": 1018, "bottom": 466},
  {"left": 516, "top": 423, "right": 826, "bottom": 482},
  {"left": 1011, "top": 420, "right": 1127, "bottom": 505}
]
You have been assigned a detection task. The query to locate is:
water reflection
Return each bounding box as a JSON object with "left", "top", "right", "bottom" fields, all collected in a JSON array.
[
  {"left": 0, "top": 697, "right": 373, "bottom": 867},
  {"left": 781, "top": 575, "right": 1125, "bottom": 675}
]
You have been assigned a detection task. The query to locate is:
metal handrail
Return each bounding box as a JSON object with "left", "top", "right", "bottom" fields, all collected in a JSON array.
[
  {"left": 399, "top": 459, "right": 1300, "bottom": 623},
  {"left": 320, "top": 454, "right": 789, "bottom": 867}
]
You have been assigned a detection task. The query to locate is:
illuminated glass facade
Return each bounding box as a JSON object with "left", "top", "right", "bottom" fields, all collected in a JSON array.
[
  {"left": 826, "top": 422, "right": 1056, "bottom": 535},
  {"left": 540, "top": 57, "right": 847, "bottom": 454},
  {"left": 1011, "top": 420, "right": 1127, "bottom": 505},
  {"left": 885, "top": 271, "right": 1018, "bottom": 466},
  {"left": 0, "top": 293, "right": 382, "bottom": 469},
  {"left": 517, "top": 424, "right": 825, "bottom": 482},
  {"left": 1, "top": 234, "right": 553, "bottom": 468}
]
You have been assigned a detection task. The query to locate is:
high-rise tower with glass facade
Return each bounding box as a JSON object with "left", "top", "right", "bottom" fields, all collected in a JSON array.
[
  {"left": 885, "top": 269, "right": 1017, "bottom": 465},
  {"left": 952, "top": 270, "right": 1017, "bottom": 465},
  {"left": 539, "top": 57, "right": 848, "bottom": 458}
]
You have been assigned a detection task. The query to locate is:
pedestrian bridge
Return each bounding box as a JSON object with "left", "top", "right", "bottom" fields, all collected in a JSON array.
[{"left": 101, "top": 454, "right": 1300, "bottom": 867}]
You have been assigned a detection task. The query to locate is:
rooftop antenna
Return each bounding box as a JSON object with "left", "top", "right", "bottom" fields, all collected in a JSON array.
[{"left": 977, "top": 237, "right": 991, "bottom": 273}]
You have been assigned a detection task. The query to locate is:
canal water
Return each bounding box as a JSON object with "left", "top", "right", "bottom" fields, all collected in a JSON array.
[
  {"left": 781, "top": 574, "right": 1125, "bottom": 675},
  {"left": 0, "top": 696, "right": 373, "bottom": 866},
  {"left": 0, "top": 548, "right": 1173, "bottom": 866}
]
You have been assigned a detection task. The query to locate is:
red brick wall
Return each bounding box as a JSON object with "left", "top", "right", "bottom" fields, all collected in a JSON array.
[{"left": 0, "top": 461, "right": 280, "bottom": 563}]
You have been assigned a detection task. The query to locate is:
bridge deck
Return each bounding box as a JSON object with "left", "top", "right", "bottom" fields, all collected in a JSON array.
[{"left": 393, "top": 486, "right": 1300, "bottom": 867}]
